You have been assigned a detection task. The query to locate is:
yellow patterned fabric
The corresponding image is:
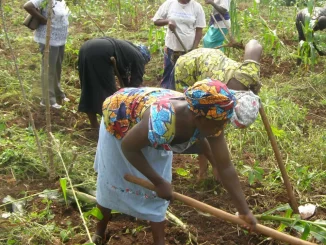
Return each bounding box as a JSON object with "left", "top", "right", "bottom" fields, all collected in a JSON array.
[{"left": 174, "top": 48, "right": 260, "bottom": 92}]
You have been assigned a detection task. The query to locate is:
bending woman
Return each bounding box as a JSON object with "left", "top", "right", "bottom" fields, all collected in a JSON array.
[
  {"left": 78, "top": 37, "right": 151, "bottom": 128},
  {"left": 172, "top": 39, "right": 263, "bottom": 179},
  {"left": 92, "top": 79, "right": 257, "bottom": 245}
]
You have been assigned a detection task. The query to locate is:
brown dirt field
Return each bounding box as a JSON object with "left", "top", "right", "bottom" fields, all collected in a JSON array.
[{"left": 1, "top": 153, "right": 325, "bottom": 244}]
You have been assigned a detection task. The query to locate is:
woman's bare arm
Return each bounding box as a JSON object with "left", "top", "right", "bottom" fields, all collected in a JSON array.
[
  {"left": 24, "top": 1, "right": 47, "bottom": 24},
  {"left": 121, "top": 109, "right": 173, "bottom": 200}
]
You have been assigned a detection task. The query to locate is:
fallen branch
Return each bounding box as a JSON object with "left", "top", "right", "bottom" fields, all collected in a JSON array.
[
  {"left": 215, "top": 40, "right": 244, "bottom": 50},
  {"left": 166, "top": 210, "right": 197, "bottom": 244},
  {"left": 0, "top": 182, "right": 94, "bottom": 208}
]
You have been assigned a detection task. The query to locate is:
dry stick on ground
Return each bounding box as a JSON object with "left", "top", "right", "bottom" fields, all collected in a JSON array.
[
  {"left": 0, "top": 182, "right": 95, "bottom": 208},
  {"left": 50, "top": 133, "right": 93, "bottom": 242},
  {"left": 259, "top": 106, "right": 299, "bottom": 214},
  {"left": 165, "top": 211, "right": 197, "bottom": 244},
  {"left": 0, "top": 1, "right": 47, "bottom": 170},
  {"left": 125, "top": 175, "right": 316, "bottom": 245},
  {"left": 43, "top": 0, "right": 56, "bottom": 179},
  {"left": 65, "top": 189, "right": 198, "bottom": 244},
  {"left": 215, "top": 41, "right": 244, "bottom": 50}
]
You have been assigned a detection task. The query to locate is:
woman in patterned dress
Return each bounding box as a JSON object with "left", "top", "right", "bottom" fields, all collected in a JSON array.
[
  {"left": 92, "top": 80, "right": 257, "bottom": 245},
  {"left": 171, "top": 39, "right": 262, "bottom": 179},
  {"left": 173, "top": 39, "right": 262, "bottom": 93}
]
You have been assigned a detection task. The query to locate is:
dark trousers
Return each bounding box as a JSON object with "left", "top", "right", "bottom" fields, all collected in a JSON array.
[
  {"left": 160, "top": 47, "right": 175, "bottom": 89},
  {"left": 39, "top": 44, "right": 66, "bottom": 105}
]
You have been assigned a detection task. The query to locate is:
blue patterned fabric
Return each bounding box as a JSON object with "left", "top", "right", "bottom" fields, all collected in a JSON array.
[{"left": 137, "top": 44, "right": 151, "bottom": 64}]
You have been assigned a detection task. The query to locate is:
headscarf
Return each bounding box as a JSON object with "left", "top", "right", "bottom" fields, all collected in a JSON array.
[
  {"left": 137, "top": 44, "right": 151, "bottom": 64},
  {"left": 230, "top": 90, "right": 261, "bottom": 128},
  {"left": 184, "top": 79, "right": 236, "bottom": 120}
]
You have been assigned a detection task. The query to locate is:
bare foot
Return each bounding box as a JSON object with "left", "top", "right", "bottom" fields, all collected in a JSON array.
[
  {"left": 212, "top": 167, "right": 221, "bottom": 183},
  {"left": 91, "top": 234, "right": 105, "bottom": 245},
  {"left": 197, "top": 171, "right": 208, "bottom": 181}
]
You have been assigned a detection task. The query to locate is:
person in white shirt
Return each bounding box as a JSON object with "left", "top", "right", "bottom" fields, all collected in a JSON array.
[
  {"left": 203, "top": 0, "right": 231, "bottom": 49},
  {"left": 24, "top": 0, "right": 70, "bottom": 109},
  {"left": 152, "top": 0, "right": 206, "bottom": 89}
]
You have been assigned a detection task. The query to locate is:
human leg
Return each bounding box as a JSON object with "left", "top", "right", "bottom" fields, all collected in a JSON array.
[
  {"left": 160, "top": 47, "right": 174, "bottom": 89},
  {"left": 87, "top": 112, "right": 100, "bottom": 128},
  {"left": 92, "top": 203, "right": 112, "bottom": 245},
  {"left": 54, "top": 45, "right": 66, "bottom": 101},
  {"left": 197, "top": 154, "right": 208, "bottom": 180},
  {"left": 40, "top": 44, "right": 60, "bottom": 105},
  {"left": 150, "top": 220, "right": 166, "bottom": 245},
  {"left": 296, "top": 16, "right": 305, "bottom": 65}
]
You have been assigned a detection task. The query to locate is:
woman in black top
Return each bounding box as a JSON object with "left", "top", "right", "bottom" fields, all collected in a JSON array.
[
  {"left": 78, "top": 37, "right": 151, "bottom": 128},
  {"left": 296, "top": 7, "right": 326, "bottom": 64}
]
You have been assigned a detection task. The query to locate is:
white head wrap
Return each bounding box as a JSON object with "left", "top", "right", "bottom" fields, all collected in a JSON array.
[{"left": 230, "top": 90, "right": 261, "bottom": 128}]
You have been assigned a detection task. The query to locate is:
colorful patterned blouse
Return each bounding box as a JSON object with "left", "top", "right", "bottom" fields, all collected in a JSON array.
[
  {"left": 102, "top": 87, "right": 199, "bottom": 151},
  {"left": 174, "top": 48, "right": 260, "bottom": 92}
]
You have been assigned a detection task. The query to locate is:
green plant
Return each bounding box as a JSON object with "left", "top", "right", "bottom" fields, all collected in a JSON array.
[
  {"left": 241, "top": 161, "right": 265, "bottom": 185},
  {"left": 257, "top": 205, "right": 326, "bottom": 243},
  {"left": 147, "top": 24, "right": 166, "bottom": 53},
  {"left": 297, "top": 0, "right": 320, "bottom": 68},
  {"left": 60, "top": 177, "right": 68, "bottom": 206},
  {"left": 83, "top": 206, "right": 104, "bottom": 220},
  {"left": 176, "top": 167, "right": 190, "bottom": 178}
]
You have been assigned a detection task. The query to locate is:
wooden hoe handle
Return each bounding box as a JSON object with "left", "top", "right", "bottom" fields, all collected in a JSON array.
[
  {"left": 110, "top": 56, "right": 124, "bottom": 89},
  {"left": 124, "top": 174, "right": 316, "bottom": 245},
  {"left": 172, "top": 30, "right": 188, "bottom": 53}
]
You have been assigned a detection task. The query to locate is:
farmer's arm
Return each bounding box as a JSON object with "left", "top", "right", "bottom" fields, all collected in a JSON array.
[
  {"left": 154, "top": 19, "right": 169, "bottom": 26},
  {"left": 207, "top": 132, "right": 257, "bottom": 230},
  {"left": 121, "top": 109, "right": 172, "bottom": 200},
  {"left": 129, "top": 60, "right": 145, "bottom": 87},
  {"left": 196, "top": 138, "right": 220, "bottom": 181},
  {"left": 205, "top": 0, "right": 227, "bottom": 15},
  {"left": 153, "top": 1, "right": 177, "bottom": 31},
  {"left": 192, "top": 28, "right": 203, "bottom": 49},
  {"left": 312, "top": 42, "right": 326, "bottom": 56},
  {"left": 312, "top": 16, "right": 326, "bottom": 56},
  {"left": 23, "top": 1, "right": 47, "bottom": 24},
  {"left": 154, "top": 19, "right": 177, "bottom": 32}
]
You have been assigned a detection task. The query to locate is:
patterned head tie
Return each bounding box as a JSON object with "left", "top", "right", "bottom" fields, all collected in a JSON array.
[
  {"left": 184, "top": 79, "right": 236, "bottom": 120},
  {"left": 230, "top": 90, "right": 261, "bottom": 129},
  {"left": 137, "top": 44, "right": 151, "bottom": 64}
]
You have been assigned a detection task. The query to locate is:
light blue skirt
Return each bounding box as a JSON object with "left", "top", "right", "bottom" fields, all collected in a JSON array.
[{"left": 94, "top": 119, "right": 173, "bottom": 222}]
